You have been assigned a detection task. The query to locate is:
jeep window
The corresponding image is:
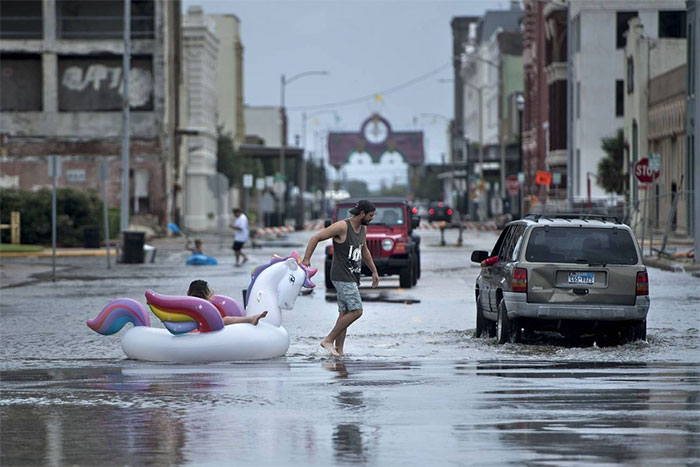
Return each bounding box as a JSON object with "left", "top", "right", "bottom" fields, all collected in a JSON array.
[
  {"left": 498, "top": 224, "right": 525, "bottom": 261},
  {"left": 336, "top": 206, "right": 405, "bottom": 225},
  {"left": 525, "top": 227, "right": 639, "bottom": 265},
  {"left": 490, "top": 226, "right": 511, "bottom": 258}
]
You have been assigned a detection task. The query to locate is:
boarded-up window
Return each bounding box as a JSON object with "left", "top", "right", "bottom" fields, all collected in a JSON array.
[
  {"left": 58, "top": 56, "right": 153, "bottom": 111},
  {"left": 56, "top": 0, "right": 154, "bottom": 39},
  {"left": 0, "top": 0, "right": 43, "bottom": 39},
  {"left": 0, "top": 54, "right": 42, "bottom": 111},
  {"left": 659, "top": 11, "right": 686, "bottom": 39}
]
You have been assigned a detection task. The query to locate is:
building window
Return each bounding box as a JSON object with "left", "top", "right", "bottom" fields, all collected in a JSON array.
[
  {"left": 0, "top": 54, "right": 43, "bottom": 111},
  {"left": 56, "top": 0, "right": 154, "bottom": 39},
  {"left": 616, "top": 11, "right": 638, "bottom": 49},
  {"left": 0, "top": 0, "right": 42, "bottom": 39},
  {"left": 659, "top": 11, "right": 686, "bottom": 38},
  {"left": 576, "top": 81, "right": 581, "bottom": 119},
  {"left": 689, "top": 23, "right": 695, "bottom": 97},
  {"left": 627, "top": 57, "right": 634, "bottom": 94},
  {"left": 573, "top": 15, "right": 581, "bottom": 53},
  {"left": 615, "top": 80, "right": 624, "bottom": 116}
]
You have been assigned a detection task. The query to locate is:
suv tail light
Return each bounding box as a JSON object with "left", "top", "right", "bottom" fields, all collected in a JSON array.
[
  {"left": 512, "top": 268, "right": 527, "bottom": 293},
  {"left": 429, "top": 209, "right": 435, "bottom": 215},
  {"left": 636, "top": 271, "right": 649, "bottom": 296},
  {"left": 447, "top": 209, "right": 453, "bottom": 215}
]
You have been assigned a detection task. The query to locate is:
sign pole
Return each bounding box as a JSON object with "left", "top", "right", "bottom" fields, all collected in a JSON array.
[
  {"left": 51, "top": 156, "right": 58, "bottom": 282},
  {"left": 100, "top": 162, "right": 111, "bottom": 269}
]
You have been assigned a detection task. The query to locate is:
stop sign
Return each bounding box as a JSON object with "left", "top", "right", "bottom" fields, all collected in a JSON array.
[
  {"left": 506, "top": 175, "right": 520, "bottom": 195},
  {"left": 634, "top": 158, "right": 660, "bottom": 183}
]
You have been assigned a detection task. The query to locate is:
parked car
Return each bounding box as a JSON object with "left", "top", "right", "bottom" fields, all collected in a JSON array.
[
  {"left": 471, "top": 214, "right": 649, "bottom": 345},
  {"left": 428, "top": 201, "right": 452, "bottom": 223},
  {"left": 325, "top": 198, "right": 421, "bottom": 288}
]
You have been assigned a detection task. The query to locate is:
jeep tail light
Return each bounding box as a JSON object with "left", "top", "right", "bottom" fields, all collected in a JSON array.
[
  {"left": 429, "top": 208, "right": 435, "bottom": 215},
  {"left": 447, "top": 209, "right": 453, "bottom": 215},
  {"left": 636, "top": 271, "right": 649, "bottom": 296},
  {"left": 512, "top": 268, "right": 527, "bottom": 293},
  {"left": 412, "top": 207, "right": 417, "bottom": 214}
]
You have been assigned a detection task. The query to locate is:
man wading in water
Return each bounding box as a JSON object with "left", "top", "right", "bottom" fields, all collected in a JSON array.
[{"left": 303, "top": 200, "right": 379, "bottom": 356}]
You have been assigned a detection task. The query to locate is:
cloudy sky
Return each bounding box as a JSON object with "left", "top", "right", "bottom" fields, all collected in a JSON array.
[{"left": 182, "top": 0, "right": 509, "bottom": 187}]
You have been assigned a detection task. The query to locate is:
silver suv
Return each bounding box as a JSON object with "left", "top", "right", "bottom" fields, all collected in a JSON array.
[{"left": 471, "top": 214, "right": 650, "bottom": 345}]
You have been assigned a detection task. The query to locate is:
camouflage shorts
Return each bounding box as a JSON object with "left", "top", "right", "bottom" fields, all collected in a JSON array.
[{"left": 332, "top": 280, "right": 363, "bottom": 312}]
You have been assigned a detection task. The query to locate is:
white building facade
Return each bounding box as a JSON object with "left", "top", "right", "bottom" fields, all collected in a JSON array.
[{"left": 570, "top": 0, "right": 686, "bottom": 200}]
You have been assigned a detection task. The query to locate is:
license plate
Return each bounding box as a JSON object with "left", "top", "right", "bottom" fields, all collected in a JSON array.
[{"left": 568, "top": 272, "right": 594, "bottom": 284}]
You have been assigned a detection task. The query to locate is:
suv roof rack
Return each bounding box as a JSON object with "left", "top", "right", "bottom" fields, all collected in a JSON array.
[{"left": 524, "top": 213, "right": 620, "bottom": 224}]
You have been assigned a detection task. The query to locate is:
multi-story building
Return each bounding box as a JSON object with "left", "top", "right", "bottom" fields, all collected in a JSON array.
[
  {"left": 570, "top": 0, "right": 686, "bottom": 201},
  {"left": 0, "top": 0, "right": 182, "bottom": 230},
  {"left": 624, "top": 17, "right": 687, "bottom": 235},
  {"left": 211, "top": 14, "right": 244, "bottom": 145},
  {"left": 459, "top": 2, "right": 523, "bottom": 219},
  {"left": 522, "top": 0, "right": 549, "bottom": 199},
  {"left": 687, "top": 0, "right": 700, "bottom": 258}
]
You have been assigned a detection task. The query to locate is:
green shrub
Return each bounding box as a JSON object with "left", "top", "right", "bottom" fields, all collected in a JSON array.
[{"left": 0, "top": 188, "right": 110, "bottom": 246}]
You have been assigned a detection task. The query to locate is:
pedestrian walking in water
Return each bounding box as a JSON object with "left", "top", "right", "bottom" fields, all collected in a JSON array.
[
  {"left": 302, "top": 199, "right": 379, "bottom": 356},
  {"left": 230, "top": 208, "right": 250, "bottom": 267}
]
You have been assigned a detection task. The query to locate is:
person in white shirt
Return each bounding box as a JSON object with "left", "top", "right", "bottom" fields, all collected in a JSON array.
[{"left": 230, "top": 208, "right": 250, "bottom": 266}]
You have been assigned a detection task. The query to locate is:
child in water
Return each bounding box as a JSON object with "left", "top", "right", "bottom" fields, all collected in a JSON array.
[
  {"left": 186, "top": 238, "right": 205, "bottom": 255},
  {"left": 187, "top": 280, "right": 267, "bottom": 325}
]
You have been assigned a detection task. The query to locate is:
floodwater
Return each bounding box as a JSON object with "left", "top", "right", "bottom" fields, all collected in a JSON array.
[{"left": 1, "top": 230, "right": 699, "bottom": 466}]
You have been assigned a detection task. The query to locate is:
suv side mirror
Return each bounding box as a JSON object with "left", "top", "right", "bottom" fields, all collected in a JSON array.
[
  {"left": 324, "top": 219, "right": 332, "bottom": 228},
  {"left": 411, "top": 216, "right": 420, "bottom": 229},
  {"left": 471, "top": 250, "right": 489, "bottom": 263}
]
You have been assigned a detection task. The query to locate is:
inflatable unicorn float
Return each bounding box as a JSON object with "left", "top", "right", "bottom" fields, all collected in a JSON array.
[{"left": 87, "top": 252, "right": 317, "bottom": 362}]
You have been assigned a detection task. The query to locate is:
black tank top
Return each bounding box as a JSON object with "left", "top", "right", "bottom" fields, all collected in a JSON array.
[{"left": 330, "top": 219, "right": 366, "bottom": 284}]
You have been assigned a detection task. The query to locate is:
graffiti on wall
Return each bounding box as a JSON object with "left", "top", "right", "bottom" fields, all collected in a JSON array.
[{"left": 58, "top": 57, "right": 153, "bottom": 111}]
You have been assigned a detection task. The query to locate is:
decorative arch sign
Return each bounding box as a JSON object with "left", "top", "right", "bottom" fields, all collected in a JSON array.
[{"left": 328, "top": 113, "right": 425, "bottom": 168}]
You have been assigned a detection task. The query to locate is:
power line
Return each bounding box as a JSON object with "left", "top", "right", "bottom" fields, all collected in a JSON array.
[{"left": 288, "top": 61, "right": 452, "bottom": 111}]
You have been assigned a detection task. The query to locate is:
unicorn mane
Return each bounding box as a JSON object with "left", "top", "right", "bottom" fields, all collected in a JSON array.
[{"left": 244, "top": 251, "right": 316, "bottom": 308}]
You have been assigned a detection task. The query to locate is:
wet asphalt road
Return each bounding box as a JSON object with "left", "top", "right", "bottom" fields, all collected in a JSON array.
[{"left": 1, "top": 228, "right": 699, "bottom": 466}]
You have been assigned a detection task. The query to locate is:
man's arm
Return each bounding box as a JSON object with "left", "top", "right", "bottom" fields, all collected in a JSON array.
[
  {"left": 362, "top": 243, "right": 379, "bottom": 288},
  {"left": 302, "top": 221, "right": 345, "bottom": 267}
]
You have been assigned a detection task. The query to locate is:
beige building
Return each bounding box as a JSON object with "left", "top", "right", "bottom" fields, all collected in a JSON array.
[
  {"left": 623, "top": 17, "right": 687, "bottom": 235},
  {"left": 211, "top": 14, "right": 245, "bottom": 144}
]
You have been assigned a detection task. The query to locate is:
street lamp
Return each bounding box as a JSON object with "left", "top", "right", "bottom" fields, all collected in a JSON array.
[
  {"left": 516, "top": 93, "right": 525, "bottom": 218},
  {"left": 297, "top": 109, "right": 339, "bottom": 230},
  {"left": 279, "top": 70, "right": 329, "bottom": 225}
]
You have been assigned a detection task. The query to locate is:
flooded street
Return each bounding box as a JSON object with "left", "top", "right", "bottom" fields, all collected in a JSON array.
[{"left": 2, "top": 229, "right": 699, "bottom": 465}]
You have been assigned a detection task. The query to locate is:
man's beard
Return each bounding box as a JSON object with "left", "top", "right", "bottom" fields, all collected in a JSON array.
[{"left": 361, "top": 216, "right": 371, "bottom": 225}]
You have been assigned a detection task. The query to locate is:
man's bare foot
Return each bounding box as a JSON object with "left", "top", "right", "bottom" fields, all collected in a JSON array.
[
  {"left": 249, "top": 311, "right": 267, "bottom": 325},
  {"left": 321, "top": 340, "right": 340, "bottom": 356},
  {"left": 335, "top": 347, "right": 344, "bottom": 355}
]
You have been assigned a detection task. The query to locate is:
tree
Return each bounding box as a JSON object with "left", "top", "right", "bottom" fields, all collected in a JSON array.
[
  {"left": 597, "top": 128, "right": 625, "bottom": 194},
  {"left": 217, "top": 126, "right": 260, "bottom": 187}
]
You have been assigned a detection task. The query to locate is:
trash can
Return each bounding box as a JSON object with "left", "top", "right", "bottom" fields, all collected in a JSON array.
[
  {"left": 83, "top": 225, "right": 100, "bottom": 249},
  {"left": 121, "top": 231, "right": 145, "bottom": 264}
]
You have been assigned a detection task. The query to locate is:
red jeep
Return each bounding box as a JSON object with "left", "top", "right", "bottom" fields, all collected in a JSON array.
[{"left": 324, "top": 198, "right": 421, "bottom": 289}]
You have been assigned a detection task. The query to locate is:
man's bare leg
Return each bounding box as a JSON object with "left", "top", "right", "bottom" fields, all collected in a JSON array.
[
  {"left": 335, "top": 327, "right": 347, "bottom": 355},
  {"left": 321, "top": 309, "right": 362, "bottom": 356}
]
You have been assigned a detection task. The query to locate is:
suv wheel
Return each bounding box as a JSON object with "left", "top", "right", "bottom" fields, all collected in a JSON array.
[
  {"left": 415, "top": 252, "right": 421, "bottom": 279},
  {"left": 324, "top": 261, "right": 334, "bottom": 290},
  {"left": 475, "top": 296, "right": 485, "bottom": 338},
  {"left": 412, "top": 255, "right": 418, "bottom": 286},
  {"left": 497, "top": 300, "right": 521, "bottom": 344},
  {"left": 399, "top": 262, "right": 414, "bottom": 288},
  {"left": 497, "top": 301, "right": 510, "bottom": 344}
]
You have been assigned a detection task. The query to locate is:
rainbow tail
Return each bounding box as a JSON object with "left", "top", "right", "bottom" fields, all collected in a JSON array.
[{"left": 87, "top": 298, "right": 151, "bottom": 335}]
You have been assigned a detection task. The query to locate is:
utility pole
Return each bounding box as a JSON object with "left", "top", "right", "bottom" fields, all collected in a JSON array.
[
  {"left": 566, "top": 3, "right": 574, "bottom": 211},
  {"left": 120, "top": 0, "right": 131, "bottom": 232}
]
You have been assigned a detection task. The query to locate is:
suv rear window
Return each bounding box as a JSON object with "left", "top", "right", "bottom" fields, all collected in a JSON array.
[
  {"left": 525, "top": 227, "right": 639, "bottom": 265},
  {"left": 337, "top": 206, "right": 405, "bottom": 225}
]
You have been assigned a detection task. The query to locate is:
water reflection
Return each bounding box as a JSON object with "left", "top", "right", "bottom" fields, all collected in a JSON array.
[
  {"left": 333, "top": 423, "right": 368, "bottom": 464},
  {"left": 456, "top": 361, "right": 700, "bottom": 464}
]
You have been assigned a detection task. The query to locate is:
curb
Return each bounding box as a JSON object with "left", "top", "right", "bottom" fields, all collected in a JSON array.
[{"left": 643, "top": 255, "right": 700, "bottom": 273}]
